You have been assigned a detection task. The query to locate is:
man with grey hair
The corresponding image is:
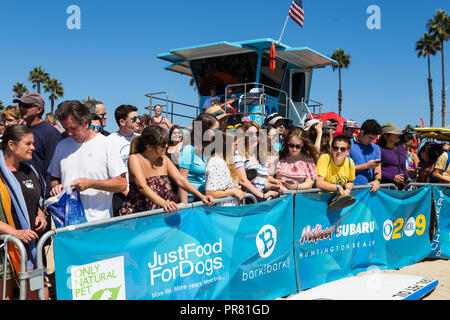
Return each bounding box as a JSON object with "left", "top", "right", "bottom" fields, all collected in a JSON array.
[
  {"left": 84, "top": 99, "right": 110, "bottom": 136},
  {"left": 48, "top": 100, "right": 127, "bottom": 222}
]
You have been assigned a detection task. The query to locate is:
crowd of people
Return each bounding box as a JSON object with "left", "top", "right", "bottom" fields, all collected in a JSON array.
[{"left": 0, "top": 91, "right": 449, "bottom": 300}]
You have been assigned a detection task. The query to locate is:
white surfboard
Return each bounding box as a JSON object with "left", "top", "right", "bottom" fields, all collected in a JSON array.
[{"left": 287, "top": 274, "right": 438, "bottom": 300}]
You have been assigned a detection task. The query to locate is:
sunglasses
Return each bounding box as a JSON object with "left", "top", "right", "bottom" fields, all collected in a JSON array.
[
  {"left": 130, "top": 115, "right": 140, "bottom": 122},
  {"left": 19, "top": 103, "right": 36, "bottom": 109},
  {"left": 90, "top": 125, "right": 103, "bottom": 132},
  {"left": 287, "top": 143, "right": 302, "bottom": 150},
  {"left": 332, "top": 146, "right": 348, "bottom": 152},
  {"left": 159, "top": 142, "right": 169, "bottom": 148}
]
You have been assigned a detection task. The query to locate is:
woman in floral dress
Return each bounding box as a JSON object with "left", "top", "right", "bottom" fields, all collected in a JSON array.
[{"left": 119, "top": 125, "right": 214, "bottom": 215}]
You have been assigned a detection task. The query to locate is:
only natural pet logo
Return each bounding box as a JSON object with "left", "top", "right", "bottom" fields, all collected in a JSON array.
[{"left": 71, "top": 256, "right": 126, "bottom": 300}]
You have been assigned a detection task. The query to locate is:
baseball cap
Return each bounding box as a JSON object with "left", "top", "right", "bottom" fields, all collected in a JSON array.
[
  {"left": 303, "top": 119, "right": 320, "bottom": 131},
  {"left": 13, "top": 92, "right": 45, "bottom": 108},
  {"left": 381, "top": 122, "right": 403, "bottom": 135},
  {"left": 343, "top": 119, "right": 359, "bottom": 129},
  {"left": 265, "top": 113, "right": 291, "bottom": 127}
]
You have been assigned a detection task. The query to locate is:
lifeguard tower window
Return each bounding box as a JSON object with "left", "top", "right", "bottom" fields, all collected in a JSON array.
[
  {"left": 260, "top": 53, "right": 287, "bottom": 97},
  {"left": 291, "top": 72, "right": 306, "bottom": 102},
  {"left": 190, "top": 52, "right": 258, "bottom": 96}
]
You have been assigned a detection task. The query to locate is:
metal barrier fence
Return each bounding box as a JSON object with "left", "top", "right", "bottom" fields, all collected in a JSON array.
[
  {"left": 404, "top": 182, "right": 450, "bottom": 191},
  {"left": 0, "top": 234, "right": 39, "bottom": 300},
  {"left": 34, "top": 193, "right": 257, "bottom": 300},
  {"left": 4, "top": 183, "right": 448, "bottom": 300},
  {"left": 281, "top": 183, "right": 398, "bottom": 195}
]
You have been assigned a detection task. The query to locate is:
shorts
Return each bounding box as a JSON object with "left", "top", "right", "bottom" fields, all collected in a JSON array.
[{"left": 0, "top": 251, "right": 14, "bottom": 281}]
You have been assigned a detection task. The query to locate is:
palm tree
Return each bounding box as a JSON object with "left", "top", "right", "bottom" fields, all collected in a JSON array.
[
  {"left": 28, "top": 66, "right": 49, "bottom": 94},
  {"left": 330, "top": 49, "right": 351, "bottom": 117},
  {"left": 43, "top": 78, "right": 64, "bottom": 113},
  {"left": 12, "top": 82, "right": 28, "bottom": 98},
  {"left": 416, "top": 32, "right": 440, "bottom": 126},
  {"left": 427, "top": 10, "right": 450, "bottom": 127},
  {"left": 82, "top": 96, "right": 96, "bottom": 103}
]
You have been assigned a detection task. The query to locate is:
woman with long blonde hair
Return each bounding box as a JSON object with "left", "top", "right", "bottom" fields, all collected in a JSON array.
[
  {"left": 205, "top": 131, "right": 245, "bottom": 206},
  {"left": 234, "top": 121, "right": 282, "bottom": 201}
]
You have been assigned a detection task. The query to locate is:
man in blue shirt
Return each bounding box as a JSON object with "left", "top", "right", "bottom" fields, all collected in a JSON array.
[
  {"left": 349, "top": 119, "right": 383, "bottom": 192},
  {"left": 201, "top": 85, "right": 221, "bottom": 113}
]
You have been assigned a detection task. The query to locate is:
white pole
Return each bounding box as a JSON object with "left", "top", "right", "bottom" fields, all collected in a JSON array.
[{"left": 278, "top": 15, "right": 289, "bottom": 44}]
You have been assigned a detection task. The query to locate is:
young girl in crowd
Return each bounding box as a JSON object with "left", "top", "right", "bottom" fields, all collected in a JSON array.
[
  {"left": 276, "top": 127, "right": 318, "bottom": 190},
  {"left": 234, "top": 121, "right": 281, "bottom": 201},
  {"left": 0, "top": 125, "right": 48, "bottom": 300},
  {"left": 416, "top": 142, "right": 439, "bottom": 183},
  {"left": 44, "top": 113, "right": 62, "bottom": 133},
  {"left": 1, "top": 106, "right": 23, "bottom": 128},
  {"left": 119, "top": 125, "right": 214, "bottom": 214},
  {"left": 205, "top": 131, "right": 245, "bottom": 206},
  {"left": 400, "top": 132, "right": 420, "bottom": 181},
  {"left": 178, "top": 113, "right": 219, "bottom": 203}
]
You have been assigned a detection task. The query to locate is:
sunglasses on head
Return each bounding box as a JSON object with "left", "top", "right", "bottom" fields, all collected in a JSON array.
[
  {"left": 287, "top": 143, "right": 302, "bottom": 150},
  {"left": 332, "top": 146, "right": 348, "bottom": 152},
  {"left": 90, "top": 125, "right": 103, "bottom": 132}
]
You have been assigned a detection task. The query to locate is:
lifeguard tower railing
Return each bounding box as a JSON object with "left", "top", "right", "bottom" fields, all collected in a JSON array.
[
  {"left": 146, "top": 83, "right": 321, "bottom": 128},
  {"left": 145, "top": 92, "right": 200, "bottom": 127}
]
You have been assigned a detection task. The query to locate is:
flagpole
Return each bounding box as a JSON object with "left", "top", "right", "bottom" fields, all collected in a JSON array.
[{"left": 277, "top": 15, "right": 289, "bottom": 44}]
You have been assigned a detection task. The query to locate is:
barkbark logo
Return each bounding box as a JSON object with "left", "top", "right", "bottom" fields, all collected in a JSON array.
[
  {"left": 256, "top": 225, "right": 277, "bottom": 258},
  {"left": 71, "top": 256, "right": 126, "bottom": 300}
]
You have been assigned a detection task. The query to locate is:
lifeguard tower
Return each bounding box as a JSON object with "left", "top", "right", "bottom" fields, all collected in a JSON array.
[{"left": 151, "top": 38, "right": 335, "bottom": 127}]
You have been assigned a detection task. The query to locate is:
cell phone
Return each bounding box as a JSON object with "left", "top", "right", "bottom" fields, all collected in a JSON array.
[{"left": 400, "top": 174, "right": 411, "bottom": 184}]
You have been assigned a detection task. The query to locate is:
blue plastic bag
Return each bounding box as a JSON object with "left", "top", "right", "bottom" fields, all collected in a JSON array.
[{"left": 45, "top": 187, "right": 87, "bottom": 228}]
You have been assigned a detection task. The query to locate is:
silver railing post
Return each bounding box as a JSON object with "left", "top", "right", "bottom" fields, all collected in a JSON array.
[{"left": 0, "top": 234, "right": 28, "bottom": 300}]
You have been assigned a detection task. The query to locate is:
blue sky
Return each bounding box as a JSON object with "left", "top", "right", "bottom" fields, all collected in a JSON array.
[{"left": 0, "top": 0, "right": 449, "bottom": 132}]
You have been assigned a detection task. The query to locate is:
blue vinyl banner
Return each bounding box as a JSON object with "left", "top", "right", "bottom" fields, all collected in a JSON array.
[
  {"left": 430, "top": 186, "right": 450, "bottom": 259},
  {"left": 293, "top": 186, "right": 432, "bottom": 291},
  {"left": 53, "top": 196, "right": 296, "bottom": 300}
]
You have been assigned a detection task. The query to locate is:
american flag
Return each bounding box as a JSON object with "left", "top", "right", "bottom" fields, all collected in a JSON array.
[{"left": 288, "top": 0, "right": 304, "bottom": 28}]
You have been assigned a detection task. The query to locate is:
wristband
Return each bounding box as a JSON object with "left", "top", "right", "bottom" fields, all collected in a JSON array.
[{"left": 336, "top": 184, "right": 341, "bottom": 192}]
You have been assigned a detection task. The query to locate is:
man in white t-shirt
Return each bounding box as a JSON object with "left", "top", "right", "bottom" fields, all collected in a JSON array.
[
  {"left": 107, "top": 104, "right": 141, "bottom": 216},
  {"left": 48, "top": 100, "right": 127, "bottom": 222}
]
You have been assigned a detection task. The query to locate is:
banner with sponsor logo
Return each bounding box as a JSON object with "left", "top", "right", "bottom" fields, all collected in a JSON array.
[
  {"left": 293, "top": 186, "right": 432, "bottom": 291},
  {"left": 430, "top": 186, "right": 450, "bottom": 259},
  {"left": 53, "top": 196, "right": 296, "bottom": 300}
]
